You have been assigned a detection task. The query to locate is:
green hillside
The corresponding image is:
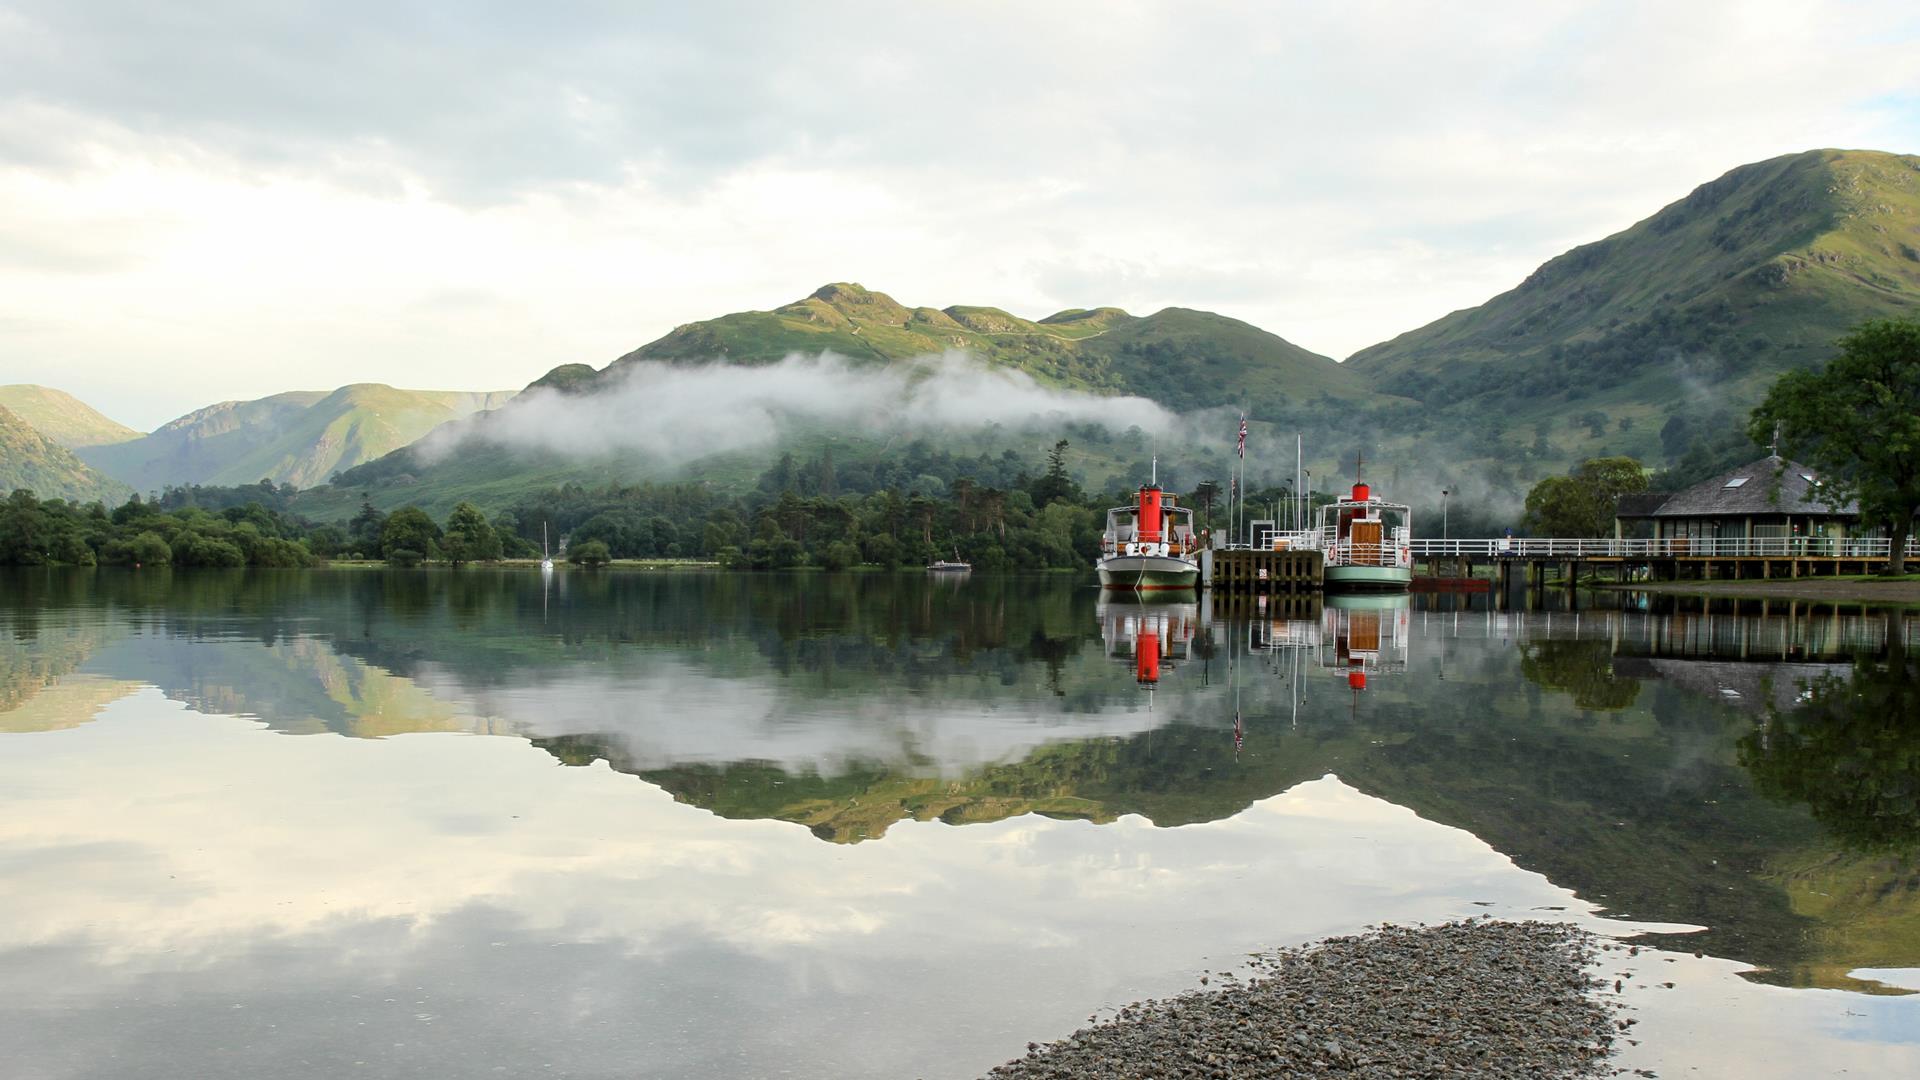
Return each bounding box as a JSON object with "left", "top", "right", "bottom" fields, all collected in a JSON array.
[
  {"left": 80, "top": 384, "right": 517, "bottom": 492},
  {"left": 604, "top": 282, "right": 1370, "bottom": 409},
  {"left": 1347, "top": 149, "right": 1920, "bottom": 464},
  {"left": 0, "top": 405, "right": 133, "bottom": 504},
  {"left": 0, "top": 385, "right": 141, "bottom": 449},
  {"left": 313, "top": 284, "right": 1370, "bottom": 517}
]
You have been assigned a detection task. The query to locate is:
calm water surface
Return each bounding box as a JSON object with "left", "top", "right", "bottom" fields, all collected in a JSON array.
[{"left": 2, "top": 569, "right": 1917, "bottom": 1078}]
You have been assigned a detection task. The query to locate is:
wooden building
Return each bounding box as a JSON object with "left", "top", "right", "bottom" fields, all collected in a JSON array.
[{"left": 1615, "top": 455, "right": 1861, "bottom": 554}]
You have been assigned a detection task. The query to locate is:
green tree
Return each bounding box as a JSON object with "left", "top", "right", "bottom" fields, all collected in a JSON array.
[
  {"left": 349, "top": 497, "right": 387, "bottom": 551},
  {"left": 1031, "top": 439, "right": 1079, "bottom": 508},
  {"left": 569, "top": 539, "right": 611, "bottom": 567},
  {"left": 1751, "top": 317, "right": 1920, "bottom": 574},
  {"left": 440, "top": 501, "right": 502, "bottom": 566},
  {"left": 1523, "top": 456, "right": 1647, "bottom": 536},
  {"left": 380, "top": 506, "right": 443, "bottom": 564},
  {"left": 818, "top": 540, "right": 861, "bottom": 571},
  {"left": 0, "top": 490, "right": 50, "bottom": 564}
]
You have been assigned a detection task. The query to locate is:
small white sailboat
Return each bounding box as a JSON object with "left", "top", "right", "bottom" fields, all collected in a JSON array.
[
  {"left": 928, "top": 545, "right": 971, "bottom": 573},
  {"left": 540, "top": 522, "right": 555, "bottom": 572}
]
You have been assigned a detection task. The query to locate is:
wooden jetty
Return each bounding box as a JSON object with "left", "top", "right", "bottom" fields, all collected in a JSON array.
[
  {"left": 1412, "top": 537, "right": 1918, "bottom": 594},
  {"left": 1204, "top": 546, "right": 1323, "bottom": 593}
]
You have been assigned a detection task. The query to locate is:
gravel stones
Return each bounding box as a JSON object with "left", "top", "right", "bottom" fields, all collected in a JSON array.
[{"left": 982, "top": 920, "right": 1620, "bottom": 1080}]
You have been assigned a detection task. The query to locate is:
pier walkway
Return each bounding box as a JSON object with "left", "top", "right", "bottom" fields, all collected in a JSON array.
[{"left": 1409, "top": 536, "right": 1920, "bottom": 586}]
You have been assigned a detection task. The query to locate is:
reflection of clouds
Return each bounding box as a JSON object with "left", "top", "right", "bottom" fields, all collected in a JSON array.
[
  {"left": 2, "top": 693, "right": 1914, "bottom": 1079},
  {"left": 409, "top": 656, "right": 1178, "bottom": 776},
  {"left": 0, "top": 694, "right": 1597, "bottom": 967}
]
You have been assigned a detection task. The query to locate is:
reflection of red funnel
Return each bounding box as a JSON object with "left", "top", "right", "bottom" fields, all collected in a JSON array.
[
  {"left": 1137, "top": 630, "right": 1161, "bottom": 684},
  {"left": 1347, "top": 670, "right": 1367, "bottom": 691}
]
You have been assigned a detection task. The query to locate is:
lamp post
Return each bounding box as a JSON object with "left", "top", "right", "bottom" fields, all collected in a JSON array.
[{"left": 1441, "top": 487, "right": 1451, "bottom": 541}]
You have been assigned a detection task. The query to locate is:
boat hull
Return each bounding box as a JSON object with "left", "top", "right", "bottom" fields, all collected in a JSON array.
[
  {"left": 1324, "top": 564, "right": 1413, "bottom": 591},
  {"left": 1097, "top": 554, "right": 1201, "bottom": 591}
]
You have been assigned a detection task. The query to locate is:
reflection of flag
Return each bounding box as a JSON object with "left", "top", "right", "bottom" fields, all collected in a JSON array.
[{"left": 1237, "top": 416, "right": 1247, "bottom": 458}]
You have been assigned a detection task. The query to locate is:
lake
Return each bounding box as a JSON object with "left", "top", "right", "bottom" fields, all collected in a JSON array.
[{"left": 2, "top": 568, "right": 1916, "bottom": 1078}]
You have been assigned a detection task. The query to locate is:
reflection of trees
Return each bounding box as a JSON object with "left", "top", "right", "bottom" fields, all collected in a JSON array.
[
  {"left": 1519, "top": 639, "right": 1640, "bottom": 710},
  {"left": 1740, "top": 656, "right": 1920, "bottom": 852}
]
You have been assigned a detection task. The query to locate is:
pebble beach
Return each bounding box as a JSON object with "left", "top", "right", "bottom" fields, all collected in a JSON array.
[{"left": 981, "top": 920, "right": 1624, "bottom": 1080}]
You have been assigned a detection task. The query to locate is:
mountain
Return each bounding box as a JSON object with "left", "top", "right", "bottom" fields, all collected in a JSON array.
[
  {"left": 1347, "top": 149, "right": 1920, "bottom": 462},
  {"left": 308, "top": 284, "right": 1374, "bottom": 517},
  {"left": 604, "top": 282, "right": 1369, "bottom": 410},
  {"left": 0, "top": 405, "right": 133, "bottom": 504},
  {"left": 79, "top": 384, "right": 518, "bottom": 493},
  {"left": 0, "top": 386, "right": 141, "bottom": 449}
]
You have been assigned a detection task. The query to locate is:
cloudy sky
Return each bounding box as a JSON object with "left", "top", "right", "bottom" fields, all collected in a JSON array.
[{"left": 3, "top": 1, "right": 1917, "bottom": 429}]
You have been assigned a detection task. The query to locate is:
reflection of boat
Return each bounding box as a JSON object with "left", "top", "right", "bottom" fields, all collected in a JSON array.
[
  {"left": 1098, "top": 597, "right": 1205, "bottom": 685},
  {"left": 1097, "top": 479, "right": 1200, "bottom": 591},
  {"left": 1316, "top": 482, "right": 1412, "bottom": 591},
  {"left": 1320, "top": 593, "right": 1411, "bottom": 690}
]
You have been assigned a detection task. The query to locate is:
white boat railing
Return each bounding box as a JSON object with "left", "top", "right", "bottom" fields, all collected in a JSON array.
[{"left": 1406, "top": 537, "right": 1920, "bottom": 559}]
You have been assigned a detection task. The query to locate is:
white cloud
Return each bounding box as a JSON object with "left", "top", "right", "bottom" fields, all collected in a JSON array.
[{"left": 0, "top": 1, "right": 1915, "bottom": 428}]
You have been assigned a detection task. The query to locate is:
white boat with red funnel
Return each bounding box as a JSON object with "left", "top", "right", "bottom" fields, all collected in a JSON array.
[
  {"left": 1097, "top": 480, "right": 1200, "bottom": 591},
  {"left": 1315, "top": 480, "right": 1413, "bottom": 591}
]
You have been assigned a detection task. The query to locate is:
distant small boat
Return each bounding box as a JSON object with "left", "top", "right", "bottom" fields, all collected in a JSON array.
[
  {"left": 928, "top": 549, "right": 971, "bottom": 573},
  {"left": 540, "top": 521, "right": 555, "bottom": 572}
]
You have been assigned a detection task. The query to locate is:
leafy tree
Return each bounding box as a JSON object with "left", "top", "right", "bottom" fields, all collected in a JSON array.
[
  {"left": 103, "top": 530, "right": 172, "bottom": 566},
  {"left": 818, "top": 540, "right": 861, "bottom": 571},
  {"left": 1031, "top": 439, "right": 1079, "bottom": 508},
  {"left": 349, "top": 497, "right": 388, "bottom": 551},
  {"left": 569, "top": 539, "right": 611, "bottom": 567},
  {"left": 1523, "top": 456, "right": 1648, "bottom": 536},
  {"left": 1751, "top": 317, "right": 1920, "bottom": 573},
  {"left": 0, "top": 490, "right": 50, "bottom": 564},
  {"left": 380, "top": 506, "right": 443, "bottom": 564},
  {"left": 173, "top": 531, "right": 247, "bottom": 568},
  {"left": 440, "top": 501, "right": 502, "bottom": 566}
]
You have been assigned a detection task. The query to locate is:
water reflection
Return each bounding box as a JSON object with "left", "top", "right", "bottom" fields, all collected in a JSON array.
[{"left": 1, "top": 569, "right": 1918, "bottom": 1073}]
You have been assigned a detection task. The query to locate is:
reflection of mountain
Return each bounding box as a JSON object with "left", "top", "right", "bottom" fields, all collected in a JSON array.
[
  {"left": 7, "top": 568, "right": 1916, "bottom": 994},
  {"left": 0, "top": 609, "right": 134, "bottom": 731}
]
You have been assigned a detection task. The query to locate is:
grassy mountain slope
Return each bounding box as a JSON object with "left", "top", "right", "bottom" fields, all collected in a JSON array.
[
  {"left": 1347, "top": 149, "right": 1920, "bottom": 462},
  {"left": 0, "top": 385, "right": 141, "bottom": 448},
  {"left": 80, "top": 384, "right": 517, "bottom": 492},
  {"left": 0, "top": 405, "right": 133, "bottom": 503},
  {"left": 313, "top": 283, "right": 1368, "bottom": 517},
  {"left": 606, "top": 282, "right": 1371, "bottom": 409}
]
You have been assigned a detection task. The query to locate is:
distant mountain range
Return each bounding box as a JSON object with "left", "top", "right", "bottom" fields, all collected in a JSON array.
[
  {"left": 0, "top": 385, "right": 142, "bottom": 449},
  {"left": 0, "top": 405, "right": 132, "bottom": 505},
  {"left": 5, "top": 148, "right": 1915, "bottom": 516},
  {"left": 596, "top": 281, "right": 1374, "bottom": 412},
  {"left": 66, "top": 384, "right": 517, "bottom": 493}
]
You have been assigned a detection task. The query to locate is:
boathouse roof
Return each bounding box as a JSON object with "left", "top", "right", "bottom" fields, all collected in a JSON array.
[{"left": 1618, "top": 456, "right": 1858, "bottom": 519}]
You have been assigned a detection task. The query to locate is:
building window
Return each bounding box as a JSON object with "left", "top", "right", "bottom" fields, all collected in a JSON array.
[{"left": 1724, "top": 477, "right": 1749, "bottom": 488}]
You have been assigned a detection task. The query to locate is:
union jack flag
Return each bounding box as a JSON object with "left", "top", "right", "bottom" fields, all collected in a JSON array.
[{"left": 1237, "top": 416, "right": 1247, "bottom": 458}]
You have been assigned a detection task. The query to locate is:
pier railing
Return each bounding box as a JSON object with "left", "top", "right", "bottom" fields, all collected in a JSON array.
[{"left": 1406, "top": 537, "right": 1920, "bottom": 559}]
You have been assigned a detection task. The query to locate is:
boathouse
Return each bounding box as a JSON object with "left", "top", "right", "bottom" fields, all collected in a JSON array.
[{"left": 1614, "top": 455, "right": 1858, "bottom": 553}]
